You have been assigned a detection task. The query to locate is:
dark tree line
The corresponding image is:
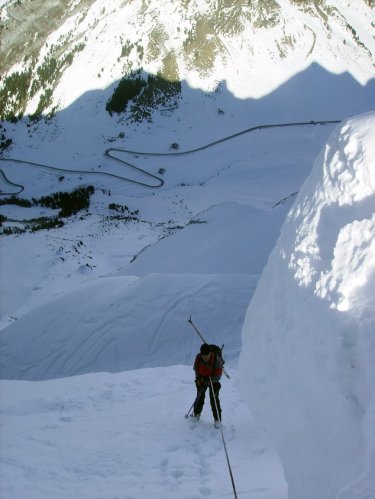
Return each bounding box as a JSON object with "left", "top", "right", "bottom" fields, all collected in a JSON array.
[{"left": 0, "top": 185, "right": 95, "bottom": 218}]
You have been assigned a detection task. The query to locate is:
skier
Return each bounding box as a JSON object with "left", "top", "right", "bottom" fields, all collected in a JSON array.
[{"left": 192, "top": 343, "right": 224, "bottom": 427}]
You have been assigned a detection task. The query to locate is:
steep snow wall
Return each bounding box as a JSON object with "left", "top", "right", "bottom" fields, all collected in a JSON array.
[{"left": 239, "top": 112, "right": 375, "bottom": 499}]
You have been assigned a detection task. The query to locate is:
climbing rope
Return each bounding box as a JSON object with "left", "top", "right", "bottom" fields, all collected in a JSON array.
[{"left": 209, "top": 375, "right": 238, "bottom": 499}]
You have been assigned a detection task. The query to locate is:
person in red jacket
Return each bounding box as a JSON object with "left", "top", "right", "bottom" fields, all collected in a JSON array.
[{"left": 192, "top": 343, "right": 223, "bottom": 427}]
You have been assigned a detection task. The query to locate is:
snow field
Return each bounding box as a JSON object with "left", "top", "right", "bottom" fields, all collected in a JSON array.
[
  {"left": 0, "top": 123, "right": 335, "bottom": 328},
  {"left": 0, "top": 366, "right": 287, "bottom": 499}
]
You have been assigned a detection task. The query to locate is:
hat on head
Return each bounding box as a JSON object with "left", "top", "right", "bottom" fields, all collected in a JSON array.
[{"left": 200, "top": 344, "right": 210, "bottom": 356}]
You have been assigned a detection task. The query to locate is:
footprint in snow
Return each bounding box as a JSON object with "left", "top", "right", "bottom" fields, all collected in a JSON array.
[
  {"left": 160, "top": 457, "right": 168, "bottom": 470},
  {"left": 166, "top": 443, "right": 181, "bottom": 452},
  {"left": 171, "top": 468, "right": 184, "bottom": 479},
  {"left": 59, "top": 416, "right": 72, "bottom": 423}
]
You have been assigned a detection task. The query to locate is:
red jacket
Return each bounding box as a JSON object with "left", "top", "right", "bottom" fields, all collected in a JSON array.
[{"left": 194, "top": 352, "right": 223, "bottom": 381}]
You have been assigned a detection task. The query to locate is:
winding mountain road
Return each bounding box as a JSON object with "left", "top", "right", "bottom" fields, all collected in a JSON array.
[{"left": 0, "top": 120, "right": 340, "bottom": 196}]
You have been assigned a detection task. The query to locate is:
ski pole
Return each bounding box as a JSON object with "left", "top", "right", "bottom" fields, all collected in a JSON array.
[
  {"left": 185, "top": 400, "right": 196, "bottom": 419},
  {"left": 187, "top": 316, "right": 206, "bottom": 343},
  {"left": 185, "top": 387, "right": 205, "bottom": 418},
  {"left": 187, "top": 316, "right": 230, "bottom": 379}
]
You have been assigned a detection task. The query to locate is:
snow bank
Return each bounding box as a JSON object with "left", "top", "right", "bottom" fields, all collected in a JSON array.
[
  {"left": 239, "top": 112, "right": 375, "bottom": 499},
  {"left": 0, "top": 273, "right": 255, "bottom": 380}
]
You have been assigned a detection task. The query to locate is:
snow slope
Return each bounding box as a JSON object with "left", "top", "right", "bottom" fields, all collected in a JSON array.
[
  {"left": 239, "top": 111, "right": 375, "bottom": 499},
  {"left": 0, "top": 366, "right": 287, "bottom": 499},
  {"left": 0, "top": 273, "right": 254, "bottom": 379},
  {"left": 1, "top": 78, "right": 374, "bottom": 499},
  {"left": 123, "top": 202, "right": 289, "bottom": 276},
  {"left": 0, "top": 120, "right": 335, "bottom": 329},
  {"left": 1, "top": 1, "right": 374, "bottom": 496}
]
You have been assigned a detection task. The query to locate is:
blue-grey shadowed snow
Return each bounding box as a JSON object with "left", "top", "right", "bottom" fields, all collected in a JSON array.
[{"left": 0, "top": 273, "right": 255, "bottom": 380}]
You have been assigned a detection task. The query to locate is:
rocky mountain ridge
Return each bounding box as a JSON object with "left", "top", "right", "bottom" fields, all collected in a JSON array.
[{"left": 1, "top": 0, "right": 374, "bottom": 122}]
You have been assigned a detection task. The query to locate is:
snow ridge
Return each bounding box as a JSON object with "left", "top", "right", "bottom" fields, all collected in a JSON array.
[{"left": 239, "top": 111, "right": 375, "bottom": 499}]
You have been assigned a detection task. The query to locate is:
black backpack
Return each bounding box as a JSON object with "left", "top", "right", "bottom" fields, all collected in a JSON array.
[{"left": 209, "top": 344, "right": 225, "bottom": 365}]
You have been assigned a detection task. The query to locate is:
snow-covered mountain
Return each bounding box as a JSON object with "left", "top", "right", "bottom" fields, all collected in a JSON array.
[
  {"left": 0, "top": 0, "right": 374, "bottom": 498},
  {"left": 1, "top": 0, "right": 374, "bottom": 121}
]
